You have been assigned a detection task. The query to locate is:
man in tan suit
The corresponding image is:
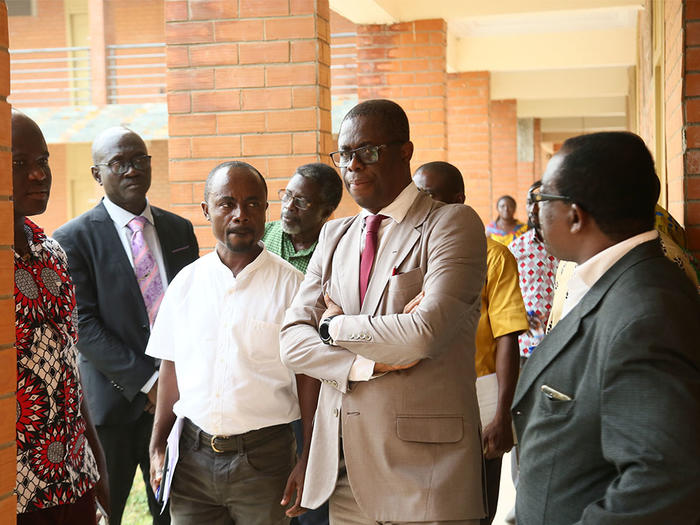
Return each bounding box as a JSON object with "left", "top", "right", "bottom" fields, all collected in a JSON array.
[{"left": 280, "top": 99, "right": 487, "bottom": 524}]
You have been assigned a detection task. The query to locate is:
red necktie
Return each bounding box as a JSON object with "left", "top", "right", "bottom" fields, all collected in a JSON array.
[{"left": 360, "top": 214, "right": 387, "bottom": 305}]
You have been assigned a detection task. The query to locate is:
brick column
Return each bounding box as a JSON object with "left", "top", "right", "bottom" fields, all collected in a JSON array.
[
  {"left": 88, "top": 0, "right": 108, "bottom": 105},
  {"left": 165, "top": 0, "right": 333, "bottom": 250},
  {"left": 516, "top": 118, "right": 535, "bottom": 213},
  {"left": 533, "top": 118, "right": 543, "bottom": 180},
  {"left": 446, "top": 71, "right": 492, "bottom": 222},
  {"left": 0, "top": 3, "right": 17, "bottom": 520},
  {"left": 682, "top": 1, "right": 700, "bottom": 257},
  {"left": 490, "top": 99, "right": 519, "bottom": 222},
  {"left": 356, "top": 19, "right": 447, "bottom": 170}
]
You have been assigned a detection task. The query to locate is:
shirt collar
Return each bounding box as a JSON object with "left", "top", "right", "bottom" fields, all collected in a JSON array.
[
  {"left": 573, "top": 229, "right": 659, "bottom": 289},
  {"left": 102, "top": 195, "right": 154, "bottom": 228},
  {"left": 360, "top": 182, "right": 420, "bottom": 224},
  {"left": 210, "top": 242, "right": 270, "bottom": 280}
]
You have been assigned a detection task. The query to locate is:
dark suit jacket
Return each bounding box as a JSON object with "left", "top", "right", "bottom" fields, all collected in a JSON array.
[
  {"left": 53, "top": 201, "right": 199, "bottom": 426},
  {"left": 512, "top": 239, "right": 700, "bottom": 525}
]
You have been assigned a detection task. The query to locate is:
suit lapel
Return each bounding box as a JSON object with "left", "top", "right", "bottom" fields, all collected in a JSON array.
[
  {"left": 513, "top": 239, "right": 665, "bottom": 406},
  {"left": 151, "top": 207, "right": 175, "bottom": 281},
  {"left": 362, "top": 193, "right": 432, "bottom": 315},
  {"left": 334, "top": 215, "right": 363, "bottom": 315}
]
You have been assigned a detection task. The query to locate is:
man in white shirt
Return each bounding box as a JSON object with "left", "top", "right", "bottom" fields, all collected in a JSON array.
[
  {"left": 54, "top": 127, "right": 199, "bottom": 525},
  {"left": 147, "top": 161, "right": 318, "bottom": 524},
  {"left": 512, "top": 132, "right": 700, "bottom": 524}
]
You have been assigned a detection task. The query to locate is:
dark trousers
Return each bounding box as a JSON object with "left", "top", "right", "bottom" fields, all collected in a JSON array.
[
  {"left": 170, "top": 419, "right": 296, "bottom": 525},
  {"left": 480, "top": 458, "right": 502, "bottom": 525},
  {"left": 18, "top": 489, "right": 96, "bottom": 525},
  {"left": 290, "top": 419, "right": 330, "bottom": 525},
  {"left": 96, "top": 411, "right": 170, "bottom": 525}
]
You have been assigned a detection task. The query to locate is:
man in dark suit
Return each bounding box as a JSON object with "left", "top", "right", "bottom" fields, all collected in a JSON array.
[
  {"left": 53, "top": 127, "right": 199, "bottom": 525},
  {"left": 512, "top": 131, "right": 700, "bottom": 524}
]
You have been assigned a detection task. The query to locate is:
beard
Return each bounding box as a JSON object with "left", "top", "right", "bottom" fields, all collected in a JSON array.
[{"left": 281, "top": 217, "right": 302, "bottom": 235}]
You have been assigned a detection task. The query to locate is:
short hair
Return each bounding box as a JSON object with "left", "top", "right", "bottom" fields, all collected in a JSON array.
[
  {"left": 295, "top": 163, "right": 343, "bottom": 214},
  {"left": 204, "top": 160, "right": 267, "bottom": 201},
  {"left": 416, "top": 161, "right": 465, "bottom": 195},
  {"left": 497, "top": 195, "right": 516, "bottom": 207},
  {"left": 341, "top": 99, "right": 410, "bottom": 143},
  {"left": 555, "top": 132, "right": 659, "bottom": 239}
]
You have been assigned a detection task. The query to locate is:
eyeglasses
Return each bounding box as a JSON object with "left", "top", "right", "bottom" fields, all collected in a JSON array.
[
  {"left": 95, "top": 155, "right": 151, "bottom": 175},
  {"left": 329, "top": 141, "right": 403, "bottom": 168},
  {"left": 527, "top": 190, "right": 573, "bottom": 206},
  {"left": 278, "top": 189, "right": 312, "bottom": 210}
]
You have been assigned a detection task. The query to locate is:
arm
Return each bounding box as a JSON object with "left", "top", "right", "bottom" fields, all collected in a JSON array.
[
  {"left": 482, "top": 333, "right": 519, "bottom": 458},
  {"left": 281, "top": 374, "right": 321, "bottom": 516},
  {"left": 54, "top": 227, "right": 156, "bottom": 401},
  {"left": 148, "top": 359, "right": 179, "bottom": 495},
  {"left": 577, "top": 312, "right": 700, "bottom": 524},
  {"left": 81, "top": 386, "right": 110, "bottom": 518}
]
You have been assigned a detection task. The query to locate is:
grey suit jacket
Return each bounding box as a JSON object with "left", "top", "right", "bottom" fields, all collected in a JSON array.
[
  {"left": 512, "top": 239, "right": 700, "bottom": 525},
  {"left": 53, "top": 201, "right": 199, "bottom": 425},
  {"left": 280, "top": 191, "right": 488, "bottom": 522}
]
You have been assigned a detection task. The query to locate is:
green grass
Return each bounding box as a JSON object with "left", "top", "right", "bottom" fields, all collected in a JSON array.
[{"left": 122, "top": 470, "right": 155, "bottom": 525}]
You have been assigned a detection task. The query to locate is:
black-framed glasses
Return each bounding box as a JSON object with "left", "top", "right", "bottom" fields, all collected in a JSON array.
[
  {"left": 527, "top": 191, "right": 573, "bottom": 205},
  {"left": 95, "top": 155, "right": 151, "bottom": 175},
  {"left": 278, "top": 189, "right": 312, "bottom": 210},
  {"left": 329, "top": 141, "right": 403, "bottom": 168}
]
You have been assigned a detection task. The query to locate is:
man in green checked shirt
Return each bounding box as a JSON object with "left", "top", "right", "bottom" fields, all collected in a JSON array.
[
  {"left": 263, "top": 162, "right": 343, "bottom": 525},
  {"left": 264, "top": 163, "right": 343, "bottom": 274}
]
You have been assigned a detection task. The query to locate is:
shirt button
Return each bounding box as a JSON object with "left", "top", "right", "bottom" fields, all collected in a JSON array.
[
  {"left": 515, "top": 410, "right": 522, "bottom": 416},
  {"left": 333, "top": 408, "right": 339, "bottom": 417}
]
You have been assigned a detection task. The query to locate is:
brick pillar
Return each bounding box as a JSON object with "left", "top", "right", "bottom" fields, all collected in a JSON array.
[
  {"left": 533, "top": 118, "right": 543, "bottom": 180},
  {"left": 682, "top": 1, "right": 700, "bottom": 257},
  {"left": 446, "top": 71, "right": 492, "bottom": 222},
  {"left": 490, "top": 99, "right": 519, "bottom": 222},
  {"left": 356, "top": 19, "right": 447, "bottom": 170},
  {"left": 165, "top": 0, "right": 333, "bottom": 250},
  {"left": 0, "top": 3, "right": 17, "bottom": 520},
  {"left": 88, "top": 0, "right": 108, "bottom": 105},
  {"left": 516, "top": 118, "right": 535, "bottom": 213}
]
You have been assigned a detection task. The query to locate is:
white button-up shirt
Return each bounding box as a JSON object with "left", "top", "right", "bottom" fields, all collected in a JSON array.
[{"left": 146, "top": 247, "right": 304, "bottom": 435}]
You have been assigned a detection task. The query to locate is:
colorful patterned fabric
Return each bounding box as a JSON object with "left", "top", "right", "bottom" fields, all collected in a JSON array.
[
  {"left": 486, "top": 220, "right": 527, "bottom": 246},
  {"left": 127, "top": 215, "right": 164, "bottom": 327},
  {"left": 263, "top": 220, "right": 317, "bottom": 274},
  {"left": 655, "top": 204, "right": 687, "bottom": 249},
  {"left": 508, "top": 229, "right": 559, "bottom": 357},
  {"left": 15, "top": 218, "right": 99, "bottom": 514}
]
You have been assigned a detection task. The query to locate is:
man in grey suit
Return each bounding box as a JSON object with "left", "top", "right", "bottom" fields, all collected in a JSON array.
[
  {"left": 512, "top": 132, "right": 700, "bottom": 524},
  {"left": 54, "top": 128, "right": 199, "bottom": 525},
  {"left": 280, "top": 99, "right": 487, "bottom": 524}
]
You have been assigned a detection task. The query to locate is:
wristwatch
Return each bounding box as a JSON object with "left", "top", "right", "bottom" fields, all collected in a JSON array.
[{"left": 319, "top": 315, "right": 338, "bottom": 345}]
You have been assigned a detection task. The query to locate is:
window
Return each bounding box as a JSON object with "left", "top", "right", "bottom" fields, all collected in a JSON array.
[{"left": 7, "top": 0, "right": 35, "bottom": 17}]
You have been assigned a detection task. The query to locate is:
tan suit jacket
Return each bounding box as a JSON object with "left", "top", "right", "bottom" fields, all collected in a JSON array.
[{"left": 280, "top": 191, "right": 487, "bottom": 522}]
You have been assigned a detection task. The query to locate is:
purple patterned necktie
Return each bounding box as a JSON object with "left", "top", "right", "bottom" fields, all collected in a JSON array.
[{"left": 127, "top": 216, "right": 164, "bottom": 327}]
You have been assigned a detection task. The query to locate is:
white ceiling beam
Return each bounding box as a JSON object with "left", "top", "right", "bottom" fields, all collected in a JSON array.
[
  {"left": 491, "top": 68, "right": 629, "bottom": 100},
  {"left": 330, "top": 0, "right": 398, "bottom": 25},
  {"left": 517, "top": 97, "right": 627, "bottom": 119},
  {"left": 540, "top": 116, "right": 628, "bottom": 133}
]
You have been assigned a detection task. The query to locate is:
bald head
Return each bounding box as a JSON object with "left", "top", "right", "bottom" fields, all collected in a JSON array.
[
  {"left": 92, "top": 126, "right": 147, "bottom": 164},
  {"left": 413, "top": 161, "right": 465, "bottom": 205}
]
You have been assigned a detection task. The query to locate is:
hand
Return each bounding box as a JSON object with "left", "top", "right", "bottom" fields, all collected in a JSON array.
[
  {"left": 403, "top": 290, "right": 424, "bottom": 314},
  {"left": 149, "top": 447, "right": 166, "bottom": 497},
  {"left": 322, "top": 293, "right": 343, "bottom": 319},
  {"left": 374, "top": 360, "right": 420, "bottom": 373},
  {"left": 280, "top": 456, "right": 309, "bottom": 518},
  {"left": 482, "top": 412, "right": 514, "bottom": 459},
  {"left": 94, "top": 470, "right": 111, "bottom": 523}
]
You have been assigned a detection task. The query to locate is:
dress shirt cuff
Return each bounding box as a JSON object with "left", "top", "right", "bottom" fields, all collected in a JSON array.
[
  {"left": 141, "top": 371, "right": 159, "bottom": 393},
  {"left": 348, "top": 355, "right": 375, "bottom": 381}
]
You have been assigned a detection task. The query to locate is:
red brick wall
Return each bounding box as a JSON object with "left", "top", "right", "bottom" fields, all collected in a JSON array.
[
  {"left": 330, "top": 10, "right": 356, "bottom": 99},
  {"left": 490, "top": 99, "right": 519, "bottom": 222},
  {"left": 166, "top": 0, "right": 334, "bottom": 251},
  {"left": 446, "top": 71, "right": 491, "bottom": 222},
  {"left": 0, "top": 3, "right": 17, "bottom": 519},
  {"left": 684, "top": 1, "right": 700, "bottom": 256},
  {"left": 356, "top": 19, "right": 447, "bottom": 170}
]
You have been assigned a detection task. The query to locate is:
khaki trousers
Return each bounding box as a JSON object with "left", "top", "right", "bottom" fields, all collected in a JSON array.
[{"left": 329, "top": 459, "right": 480, "bottom": 525}]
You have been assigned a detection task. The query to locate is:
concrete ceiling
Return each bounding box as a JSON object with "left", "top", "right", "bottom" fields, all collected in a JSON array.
[{"left": 329, "top": 0, "right": 644, "bottom": 137}]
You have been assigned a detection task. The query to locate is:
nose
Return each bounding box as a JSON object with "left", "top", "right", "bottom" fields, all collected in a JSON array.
[
  {"left": 28, "top": 163, "right": 49, "bottom": 181},
  {"left": 232, "top": 204, "right": 248, "bottom": 222},
  {"left": 346, "top": 151, "right": 364, "bottom": 172}
]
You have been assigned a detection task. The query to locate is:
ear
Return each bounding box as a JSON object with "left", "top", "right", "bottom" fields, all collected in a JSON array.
[
  {"left": 569, "top": 203, "right": 587, "bottom": 234},
  {"left": 91, "top": 166, "right": 102, "bottom": 185},
  {"left": 455, "top": 192, "right": 466, "bottom": 205},
  {"left": 201, "top": 201, "right": 210, "bottom": 221},
  {"left": 400, "top": 141, "right": 414, "bottom": 163}
]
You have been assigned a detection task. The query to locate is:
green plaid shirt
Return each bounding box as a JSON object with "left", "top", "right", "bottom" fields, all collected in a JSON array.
[{"left": 263, "top": 221, "right": 317, "bottom": 274}]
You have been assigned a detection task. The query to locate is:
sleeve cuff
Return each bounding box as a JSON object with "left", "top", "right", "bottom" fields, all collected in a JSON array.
[{"left": 141, "top": 371, "right": 159, "bottom": 393}]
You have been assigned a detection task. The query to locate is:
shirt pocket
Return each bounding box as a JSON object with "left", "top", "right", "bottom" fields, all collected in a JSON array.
[{"left": 244, "top": 319, "right": 283, "bottom": 364}]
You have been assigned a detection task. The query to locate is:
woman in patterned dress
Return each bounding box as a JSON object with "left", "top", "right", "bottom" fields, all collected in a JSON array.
[{"left": 486, "top": 195, "right": 527, "bottom": 246}]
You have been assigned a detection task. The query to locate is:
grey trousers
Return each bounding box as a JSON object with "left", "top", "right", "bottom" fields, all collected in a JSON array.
[
  {"left": 170, "top": 420, "right": 296, "bottom": 525},
  {"left": 329, "top": 459, "right": 480, "bottom": 525}
]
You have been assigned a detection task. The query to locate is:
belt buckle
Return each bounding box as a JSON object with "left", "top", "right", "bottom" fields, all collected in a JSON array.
[{"left": 210, "top": 435, "right": 225, "bottom": 453}]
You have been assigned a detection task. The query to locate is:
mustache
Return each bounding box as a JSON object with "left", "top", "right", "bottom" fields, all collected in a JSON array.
[{"left": 281, "top": 212, "right": 298, "bottom": 222}]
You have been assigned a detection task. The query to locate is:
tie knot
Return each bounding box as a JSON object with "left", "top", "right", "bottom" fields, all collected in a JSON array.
[
  {"left": 365, "top": 214, "right": 387, "bottom": 233},
  {"left": 127, "top": 215, "right": 148, "bottom": 233}
]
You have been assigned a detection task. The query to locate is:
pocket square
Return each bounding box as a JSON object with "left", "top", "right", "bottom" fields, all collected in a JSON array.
[{"left": 171, "top": 245, "right": 191, "bottom": 253}]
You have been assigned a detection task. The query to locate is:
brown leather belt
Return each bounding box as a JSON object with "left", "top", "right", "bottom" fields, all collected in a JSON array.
[{"left": 183, "top": 418, "right": 290, "bottom": 454}]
